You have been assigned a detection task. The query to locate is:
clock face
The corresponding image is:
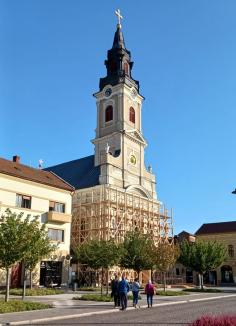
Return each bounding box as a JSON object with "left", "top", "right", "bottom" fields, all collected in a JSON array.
[
  {"left": 131, "top": 88, "right": 137, "bottom": 99},
  {"left": 130, "top": 154, "right": 137, "bottom": 165},
  {"left": 105, "top": 88, "right": 112, "bottom": 97}
]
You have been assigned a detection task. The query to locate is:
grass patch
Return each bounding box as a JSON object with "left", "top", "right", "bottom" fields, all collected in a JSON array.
[
  {"left": 74, "top": 293, "right": 141, "bottom": 302},
  {"left": 0, "top": 288, "right": 64, "bottom": 296},
  {"left": 77, "top": 287, "right": 99, "bottom": 292},
  {"left": 156, "top": 290, "right": 188, "bottom": 296},
  {"left": 183, "top": 288, "right": 222, "bottom": 293},
  {"left": 0, "top": 300, "right": 52, "bottom": 313},
  {"left": 74, "top": 294, "right": 113, "bottom": 302}
]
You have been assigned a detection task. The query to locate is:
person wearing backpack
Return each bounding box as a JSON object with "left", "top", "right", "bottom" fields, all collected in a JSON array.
[{"left": 145, "top": 280, "right": 154, "bottom": 308}]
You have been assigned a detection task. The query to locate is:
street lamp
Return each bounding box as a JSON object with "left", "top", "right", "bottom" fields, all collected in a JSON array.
[{"left": 65, "top": 254, "right": 72, "bottom": 287}]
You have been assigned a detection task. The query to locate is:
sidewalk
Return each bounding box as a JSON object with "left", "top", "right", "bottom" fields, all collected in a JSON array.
[{"left": 1, "top": 289, "right": 236, "bottom": 326}]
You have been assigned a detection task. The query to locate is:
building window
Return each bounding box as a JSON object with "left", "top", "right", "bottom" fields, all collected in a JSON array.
[
  {"left": 124, "top": 62, "right": 129, "bottom": 75},
  {"left": 105, "top": 105, "right": 113, "bottom": 122},
  {"left": 176, "top": 268, "right": 180, "bottom": 276},
  {"left": 16, "top": 194, "right": 31, "bottom": 209},
  {"left": 49, "top": 201, "right": 65, "bottom": 213},
  {"left": 129, "top": 107, "right": 135, "bottom": 123},
  {"left": 228, "top": 245, "right": 234, "bottom": 257},
  {"left": 110, "top": 61, "right": 116, "bottom": 73},
  {"left": 48, "top": 228, "right": 64, "bottom": 242}
]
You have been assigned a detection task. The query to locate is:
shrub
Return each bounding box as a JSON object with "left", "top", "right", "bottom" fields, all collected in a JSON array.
[
  {"left": 0, "top": 288, "right": 64, "bottom": 296},
  {"left": 74, "top": 293, "right": 141, "bottom": 302},
  {"left": 77, "top": 287, "right": 98, "bottom": 292},
  {"left": 156, "top": 290, "right": 189, "bottom": 296},
  {"left": 0, "top": 300, "right": 52, "bottom": 313},
  {"left": 189, "top": 315, "right": 236, "bottom": 326},
  {"left": 74, "top": 294, "right": 113, "bottom": 302}
]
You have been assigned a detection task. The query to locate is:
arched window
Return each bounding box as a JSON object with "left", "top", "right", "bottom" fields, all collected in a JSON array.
[
  {"left": 124, "top": 62, "right": 129, "bottom": 75},
  {"left": 110, "top": 61, "right": 116, "bottom": 73},
  {"left": 129, "top": 107, "right": 135, "bottom": 123},
  {"left": 105, "top": 105, "right": 113, "bottom": 122}
]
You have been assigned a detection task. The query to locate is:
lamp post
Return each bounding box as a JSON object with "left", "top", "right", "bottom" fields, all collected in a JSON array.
[{"left": 66, "top": 254, "right": 72, "bottom": 287}]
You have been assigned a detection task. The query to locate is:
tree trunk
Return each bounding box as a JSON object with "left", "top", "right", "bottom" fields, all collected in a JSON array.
[
  {"left": 198, "top": 273, "right": 204, "bottom": 290},
  {"left": 201, "top": 274, "right": 204, "bottom": 290},
  {"left": 101, "top": 268, "right": 103, "bottom": 295},
  {"left": 106, "top": 268, "right": 109, "bottom": 295},
  {"left": 30, "top": 270, "right": 33, "bottom": 290},
  {"left": 22, "top": 266, "right": 27, "bottom": 301},
  {"left": 5, "top": 267, "right": 10, "bottom": 302},
  {"left": 163, "top": 272, "right": 166, "bottom": 292}
]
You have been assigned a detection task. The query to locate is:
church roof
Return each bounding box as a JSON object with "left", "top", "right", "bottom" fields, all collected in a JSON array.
[
  {"left": 195, "top": 221, "right": 236, "bottom": 235},
  {"left": 44, "top": 155, "right": 100, "bottom": 190},
  {"left": 0, "top": 157, "right": 74, "bottom": 191}
]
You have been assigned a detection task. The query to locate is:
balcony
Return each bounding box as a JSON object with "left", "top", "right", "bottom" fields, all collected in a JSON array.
[{"left": 47, "top": 211, "right": 72, "bottom": 224}]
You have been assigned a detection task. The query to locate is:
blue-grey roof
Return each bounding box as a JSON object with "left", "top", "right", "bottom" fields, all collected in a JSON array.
[{"left": 44, "top": 155, "right": 100, "bottom": 190}]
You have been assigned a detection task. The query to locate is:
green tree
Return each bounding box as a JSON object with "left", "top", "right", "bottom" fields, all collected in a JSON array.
[
  {"left": 0, "top": 209, "right": 57, "bottom": 301},
  {"left": 120, "top": 230, "right": 155, "bottom": 278},
  {"left": 74, "top": 239, "right": 121, "bottom": 294},
  {"left": 0, "top": 209, "right": 32, "bottom": 302},
  {"left": 21, "top": 218, "right": 57, "bottom": 299},
  {"left": 154, "top": 242, "right": 180, "bottom": 292},
  {"left": 178, "top": 240, "right": 227, "bottom": 289}
]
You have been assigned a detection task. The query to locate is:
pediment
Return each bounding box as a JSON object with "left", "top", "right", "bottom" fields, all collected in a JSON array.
[
  {"left": 125, "top": 130, "right": 147, "bottom": 145},
  {"left": 126, "top": 185, "right": 151, "bottom": 199}
]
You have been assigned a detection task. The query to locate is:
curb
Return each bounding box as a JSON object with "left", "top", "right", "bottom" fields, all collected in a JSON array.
[{"left": 2, "top": 293, "right": 236, "bottom": 325}]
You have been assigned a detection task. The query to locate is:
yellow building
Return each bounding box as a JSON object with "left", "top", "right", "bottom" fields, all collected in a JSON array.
[
  {"left": 0, "top": 155, "right": 74, "bottom": 287},
  {"left": 195, "top": 222, "right": 236, "bottom": 285}
]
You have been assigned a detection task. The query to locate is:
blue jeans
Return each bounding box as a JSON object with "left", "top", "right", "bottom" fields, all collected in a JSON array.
[
  {"left": 120, "top": 292, "right": 127, "bottom": 310},
  {"left": 147, "top": 294, "right": 153, "bottom": 307},
  {"left": 132, "top": 291, "right": 139, "bottom": 305}
]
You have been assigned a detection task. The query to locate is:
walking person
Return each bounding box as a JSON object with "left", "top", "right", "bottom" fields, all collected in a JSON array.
[
  {"left": 111, "top": 274, "right": 120, "bottom": 308},
  {"left": 118, "top": 274, "right": 130, "bottom": 310},
  {"left": 145, "top": 280, "right": 154, "bottom": 308},
  {"left": 132, "top": 278, "right": 140, "bottom": 308}
]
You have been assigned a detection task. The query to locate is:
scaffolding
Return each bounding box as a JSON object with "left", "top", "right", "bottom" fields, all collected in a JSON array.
[{"left": 71, "top": 185, "right": 173, "bottom": 247}]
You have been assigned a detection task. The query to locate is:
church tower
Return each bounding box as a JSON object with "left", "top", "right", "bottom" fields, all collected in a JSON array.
[
  {"left": 46, "top": 11, "right": 173, "bottom": 247},
  {"left": 92, "top": 13, "right": 157, "bottom": 200}
]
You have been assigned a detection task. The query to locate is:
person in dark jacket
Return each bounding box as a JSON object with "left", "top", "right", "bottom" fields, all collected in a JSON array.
[
  {"left": 111, "top": 274, "right": 120, "bottom": 308},
  {"left": 118, "top": 274, "right": 130, "bottom": 310},
  {"left": 145, "top": 280, "right": 155, "bottom": 308}
]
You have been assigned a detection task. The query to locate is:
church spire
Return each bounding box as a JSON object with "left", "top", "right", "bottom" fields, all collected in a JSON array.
[
  {"left": 112, "top": 24, "right": 126, "bottom": 50},
  {"left": 99, "top": 10, "right": 139, "bottom": 91},
  {"left": 112, "top": 9, "right": 126, "bottom": 49}
]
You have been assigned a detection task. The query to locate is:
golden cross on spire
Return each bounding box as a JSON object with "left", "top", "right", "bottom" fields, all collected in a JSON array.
[{"left": 115, "top": 9, "right": 123, "bottom": 27}]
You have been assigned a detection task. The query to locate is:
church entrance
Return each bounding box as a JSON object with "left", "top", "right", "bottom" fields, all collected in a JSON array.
[{"left": 221, "top": 265, "right": 233, "bottom": 283}]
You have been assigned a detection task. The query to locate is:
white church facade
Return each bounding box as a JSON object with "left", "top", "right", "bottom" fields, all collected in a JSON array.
[{"left": 46, "top": 13, "right": 173, "bottom": 249}]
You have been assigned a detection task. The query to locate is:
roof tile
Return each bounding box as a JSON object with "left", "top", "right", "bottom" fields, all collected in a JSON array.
[
  {"left": 195, "top": 221, "right": 236, "bottom": 235},
  {"left": 0, "top": 157, "right": 74, "bottom": 191}
]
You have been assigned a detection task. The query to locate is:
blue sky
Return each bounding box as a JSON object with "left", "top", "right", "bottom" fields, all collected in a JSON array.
[{"left": 1, "top": 0, "right": 236, "bottom": 234}]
